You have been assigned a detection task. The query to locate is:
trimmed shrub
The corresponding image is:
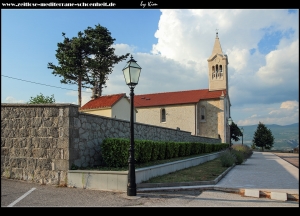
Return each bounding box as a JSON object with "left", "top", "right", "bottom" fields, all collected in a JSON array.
[
  {"left": 178, "top": 142, "right": 185, "bottom": 157},
  {"left": 173, "top": 142, "right": 180, "bottom": 158},
  {"left": 165, "top": 141, "right": 175, "bottom": 159},
  {"left": 157, "top": 141, "right": 166, "bottom": 160},
  {"left": 135, "top": 140, "right": 152, "bottom": 163},
  {"left": 231, "top": 149, "right": 244, "bottom": 165},
  {"left": 101, "top": 138, "right": 129, "bottom": 167},
  {"left": 219, "top": 149, "right": 236, "bottom": 167},
  {"left": 232, "top": 144, "right": 253, "bottom": 159},
  {"left": 150, "top": 141, "right": 160, "bottom": 161}
]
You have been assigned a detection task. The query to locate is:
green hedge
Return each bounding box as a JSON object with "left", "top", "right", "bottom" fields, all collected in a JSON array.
[{"left": 101, "top": 138, "right": 228, "bottom": 168}]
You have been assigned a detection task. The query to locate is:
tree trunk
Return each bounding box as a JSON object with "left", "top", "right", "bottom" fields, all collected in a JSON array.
[
  {"left": 78, "top": 75, "right": 82, "bottom": 108},
  {"left": 99, "top": 82, "right": 102, "bottom": 97}
]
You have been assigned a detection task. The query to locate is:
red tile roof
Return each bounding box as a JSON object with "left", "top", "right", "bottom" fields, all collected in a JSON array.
[
  {"left": 80, "top": 93, "right": 127, "bottom": 110},
  {"left": 134, "top": 89, "right": 226, "bottom": 108}
]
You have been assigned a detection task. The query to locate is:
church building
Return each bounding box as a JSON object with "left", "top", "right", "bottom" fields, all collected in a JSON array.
[{"left": 134, "top": 32, "right": 231, "bottom": 143}]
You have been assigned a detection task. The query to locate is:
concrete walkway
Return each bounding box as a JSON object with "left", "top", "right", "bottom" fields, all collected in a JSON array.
[{"left": 138, "top": 152, "right": 299, "bottom": 201}]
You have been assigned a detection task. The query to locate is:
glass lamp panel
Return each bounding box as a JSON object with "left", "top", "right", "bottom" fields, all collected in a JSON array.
[
  {"left": 123, "top": 67, "right": 131, "bottom": 85},
  {"left": 129, "top": 67, "right": 141, "bottom": 84}
]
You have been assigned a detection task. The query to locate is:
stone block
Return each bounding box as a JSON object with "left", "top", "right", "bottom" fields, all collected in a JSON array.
[
  {"left": 59, "top": 108, "right": 63, "bottom": 117},
  {"left": 43, "top": 108, "right": 59, "bottom": 117},
  {"left": 43, "top": 117, "right": 53, "bottom": 127},
  {"left": 270, "top": 192, "right": 287, "bottom": 201},
  {"left": 32, "top": 117, "right": 42, "bottom": 128},
  {"left": 36, "top": 159, "right": 52, "bottom": 171},
  {"left": 11, "top": 168, "right": 23, "bottom": 180},
  {"left": 37, "top": 128, "right": 48, "bottom": 137},
  {"left": 57, "top": 137, "right": 69, "bottom": 148},
  {"left": 32, "top": 137, "right": 40, "bottom": 148},
  {"left": 53, "top": 159, "right": 69, "bottom": 171},
  {"left": 32, "top": 148, "right": 47, "bottom": 158},
  {"left": 27, "top": 158, "right": 37, "bottom": 170},
  {"left": 47, "top": 149, "right": 61, "bottom": 159},
  {"left": 244, "top": 189, "right": 260, "bottom": 198},
  {"left": 47, "top": 127, "right": 59, "bottom": 138},
  {"left": 1, "top": 147, "right": 9, "bottom": 156},
  {"left": 40, "top": 138, "right": 51, "bottom": 148},
  {"left": 72, "top": 129, "right": 79, "bottom": 138}
]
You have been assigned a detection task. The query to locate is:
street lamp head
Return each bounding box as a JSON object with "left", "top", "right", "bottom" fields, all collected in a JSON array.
[
  {"left": 241, "top": 127, "right": 244, "bottom": 133},
  {"left": 228, "top": 117, "right": 233, "bottom": 126},
  {"left": 122, "top": 55, "right": 142, "bottom": 88}
]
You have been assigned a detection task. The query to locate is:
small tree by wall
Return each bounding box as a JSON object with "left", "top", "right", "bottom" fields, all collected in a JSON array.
[{"left": 28, "top": 93, "right": 55, "bottom": 104}]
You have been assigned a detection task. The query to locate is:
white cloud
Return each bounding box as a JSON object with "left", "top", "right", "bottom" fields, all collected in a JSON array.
[
  {"left": 5, "top": 96, "right": 25, "bottom": 103},
  {"left": 226, "top": 48, "right": 249, "bottom": 73},
  {"left": 236, "top": 101, "right": 298, "bottom": 126},
  {"left": 105, "top": 50, "right": 208, "bottom": 96},
  {"left": 256, "top": 39, "right": 299, "bottom": 86},
  {"left": 280, "top": 100, "right": 299, "bottom": 110}
]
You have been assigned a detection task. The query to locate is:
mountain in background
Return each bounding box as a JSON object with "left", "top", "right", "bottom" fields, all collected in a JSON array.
[{"left": 232, "top": 122, "right": 299, "bottom": 151}]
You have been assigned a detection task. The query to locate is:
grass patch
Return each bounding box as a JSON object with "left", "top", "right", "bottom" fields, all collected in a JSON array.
[
  {"left": 142, "top": 157, "right": 229, "bottom": 183},
  {"left": 73, "top": 151, "right": 233, "bottom": 184}
]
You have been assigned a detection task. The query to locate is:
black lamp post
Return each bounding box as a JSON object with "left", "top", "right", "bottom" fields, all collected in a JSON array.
[
  {"left": 122, "top": 55, "right": 141, "bottom": 196},
  {"left": 241, "top": 127, "right": 244, "bottom": 145},
  {"left": 228, "top": 117, "right": 233, "bottom": 148}
]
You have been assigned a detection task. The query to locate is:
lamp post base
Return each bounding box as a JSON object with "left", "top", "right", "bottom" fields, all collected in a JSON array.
[{"left": 127, "top": 186, "right": 136, "bottom": 196}]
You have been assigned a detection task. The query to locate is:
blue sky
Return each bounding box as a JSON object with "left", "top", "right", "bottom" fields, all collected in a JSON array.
[{"left": 1, "top": 9, "right": 299, "bottom": 126}]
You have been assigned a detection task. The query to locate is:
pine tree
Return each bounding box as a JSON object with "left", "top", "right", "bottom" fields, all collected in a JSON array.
[
  {"left": 252, "top": 122, "right": 275, "bottom": 151},
  {"left": 47, "top": 24, "right": 129, "bottom": 107},
  {"left": 48, "top": 31, "right": 90, "bottom": 108},
  {"left": 84, "top": 24, "right": 129, "bottom": 98}
]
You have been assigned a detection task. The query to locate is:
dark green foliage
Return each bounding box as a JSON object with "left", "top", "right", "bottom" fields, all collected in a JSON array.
[
  {"left": 28, "top": 93, "right": 55, "bottom": 104},
  {"left": 101, "top": 138, "right": 129, "bottom": 167},
  {"left": 150, "top": 141, "right": 160, "bottom": 161},
  {"left": 157, "top": 142, "right": 166, "bottom": 160},
  {"left": 190, "top": 142, "right": 199, "bottom": 155},
  {"left": 230, "top": 121, "right": 243, "bottom": 142},
  {"left": 178, "top": 142, "right": 186, "bottom": 157},
  {"left": 173, "top": 142, "right": 180, "bottom": 158},
  {"left": 135, "top": 140, "right": 152, "bottom": 163},
  {"left": 219, "top": 149, "right": 236, "bottom": 167},
  {"left": 203, "top": 143, "right": 215, "bottom": 153},
  {"left": 101, "top": 138, "right": 229, "bottom": 168},
  {"left": 252, "top": 122, "right": 275, "bottom": 151},
  {"left": 185, "top": 142, "right": 191, "bottom": 156},
  {"left": 231, "top": 149, "right": 244, "bottom": 165},
  {"left": 48, "top": 24, "right": 129, "bottom": 107},
  {"left": 84, "top": 24, "right": 130, "bottom": 97},
  {"left": 204, "top": 143, "right": 213, "bottom": 153},
  {"left": 165, "top": 141, "right": 175, "bottom": 159},
  {"left": 48, "top": 31, "right": 90, "bottom": 107}
]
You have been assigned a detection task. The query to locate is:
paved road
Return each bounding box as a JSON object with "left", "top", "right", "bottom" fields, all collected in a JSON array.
[
  {"left": 1, "top": 152, "right": 299, "bottom": 207},
  {"left": 1, "top": 178, "right": 298, "bottom": 207}
]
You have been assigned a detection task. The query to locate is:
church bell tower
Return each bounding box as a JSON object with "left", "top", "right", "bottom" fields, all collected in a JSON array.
[{"left": 207, "top": 31, "right": 229, "bottom": 92}]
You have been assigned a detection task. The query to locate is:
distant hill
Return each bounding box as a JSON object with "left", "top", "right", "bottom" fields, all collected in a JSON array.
[{"left": 232, "top": 123, "right": 299, "bottom": 150}]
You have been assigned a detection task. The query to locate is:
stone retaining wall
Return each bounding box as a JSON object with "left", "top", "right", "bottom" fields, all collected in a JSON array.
[{"left": 1, "top": 104, "right": 221, "bottom": 186}]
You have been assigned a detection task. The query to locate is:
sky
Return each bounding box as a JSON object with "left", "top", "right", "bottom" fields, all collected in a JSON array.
[{"left": 1, "top": 9, "right": 299, "bottom": 127}]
